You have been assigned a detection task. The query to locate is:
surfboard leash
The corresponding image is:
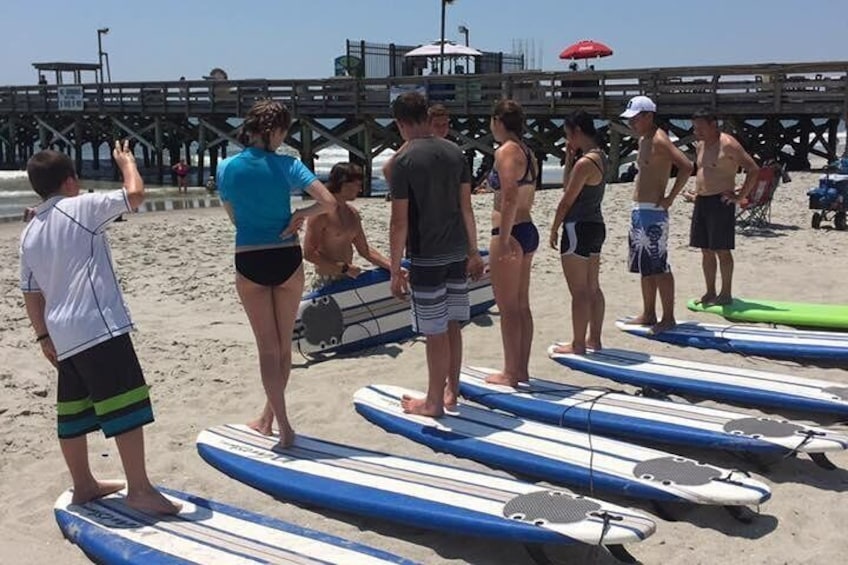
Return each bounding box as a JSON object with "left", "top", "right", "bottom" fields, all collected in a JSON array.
[
  {"left": 462, "top": 378, "right": 617, "bottom": 498},
  {"left": 350, "top": 285, "right": 382, "bottom": 356}
]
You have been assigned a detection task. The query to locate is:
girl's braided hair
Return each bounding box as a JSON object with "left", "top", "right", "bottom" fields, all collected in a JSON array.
[{"left": 241, "top": 99, "right": 292, "bottom": 151}]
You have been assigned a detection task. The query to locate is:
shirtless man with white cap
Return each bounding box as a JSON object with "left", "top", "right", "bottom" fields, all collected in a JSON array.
[{"left": 620, "top": 96, "right": 693, "bottom": 333}]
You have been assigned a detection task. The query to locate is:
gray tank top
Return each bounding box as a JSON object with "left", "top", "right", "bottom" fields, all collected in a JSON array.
[{"left": 564, "top": 149, "right": 607, "bottom": 224}]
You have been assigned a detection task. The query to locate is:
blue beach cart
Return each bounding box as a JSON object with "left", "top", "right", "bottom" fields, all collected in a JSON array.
[{"left": 808, "top": 159, "right": 848, "bottom": 230}]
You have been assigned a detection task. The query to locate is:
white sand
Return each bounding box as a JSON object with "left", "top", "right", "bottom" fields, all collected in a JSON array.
[{"left": 2, "top": 171, "right": 847, "bottom": 564}]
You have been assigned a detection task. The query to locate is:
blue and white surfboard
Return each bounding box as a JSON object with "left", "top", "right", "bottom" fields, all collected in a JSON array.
[
  {"left": 616, "top": 319, "right": 848, "bottom": 364},
  {"left": 294, "top": 254, "right": 494, "bottom": 356},
  {"left": 196, "top": 425, "right": 656, "bottom": 547},
  {"left": 55, "top": 486, "right": 415, "bottom": 564},
  {"left": 550, "top": 345, "right": 848, "bottom": 419},
  {"left": 461, "top": 365, "right": 848, "bottom": 456},
  {"left": 354, "top": 385, "right": 771, "bottom": 507}
]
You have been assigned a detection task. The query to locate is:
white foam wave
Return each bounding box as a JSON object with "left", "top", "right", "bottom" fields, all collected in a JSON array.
[{"left": 0, "top": 171, "right": 28, "bottom": 180}]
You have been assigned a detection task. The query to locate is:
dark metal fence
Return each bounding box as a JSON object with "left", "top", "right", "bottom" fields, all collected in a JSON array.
[{"left": 344, "top": 39, "right": 525, "bottom": 78}]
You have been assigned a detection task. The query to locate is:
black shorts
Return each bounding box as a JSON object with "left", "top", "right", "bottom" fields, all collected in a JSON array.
[
  {"left": 57, "top": 333, "right": 153, "bottom": 439},
  {"left": 236, "top": 246, "right": 303, "bottom": 286},
  {"left": 690, "top": 194, "right": 735, "bottom": 250},
  {"left": 561, "top": 221, "right": 606, "bottom": 258}
]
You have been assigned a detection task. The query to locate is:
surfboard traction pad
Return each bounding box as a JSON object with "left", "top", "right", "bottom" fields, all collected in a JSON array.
[
  {"left": 632, "top": 457, "right": 721, "bottom": 485},
  {"left": 723, "top": 417, "right": 805, "bottom": 438},
  {"left": 503, "top": 490, "right": 603, "bottom": 524},
  {"left": 300, "top": 295, "right": 345, "bottom": 347}
]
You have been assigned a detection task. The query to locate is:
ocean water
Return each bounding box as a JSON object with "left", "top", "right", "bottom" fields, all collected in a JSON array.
[
  {"left": 0, "top": 144, "right": 568, "bottom": 219},
  {"left": 2, "top": 132, "right": 844, "bottom": 220}
]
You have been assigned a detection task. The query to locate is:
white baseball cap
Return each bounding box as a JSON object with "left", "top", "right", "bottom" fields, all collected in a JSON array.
[{"left": 620, "top": 95, "right": 656, "bottom": 118}]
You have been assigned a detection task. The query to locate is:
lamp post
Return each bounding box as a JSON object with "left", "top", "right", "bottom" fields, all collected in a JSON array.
[
  {"left": 97, "top": 27, "right": 109, "bottom": 83},
  {"left": 458, "top": 24, "right": 469, "bottom": 73},
  {"left": 439, "top": 0, "right": 456, "bottom": 75}
]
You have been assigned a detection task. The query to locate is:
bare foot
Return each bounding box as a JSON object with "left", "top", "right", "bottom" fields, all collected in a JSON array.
[
  {"left": 443, "top": 385, "right": 459, "bottom": 412},
  {"left": 271, "top": 424, "right": 296, "bottom": 451},
  {"left": 628, "top": 314, "right": 657, "bottom": 326},
  {"left": 401, "top": 395, "right": 444, "bottom": 417},
  {"left": 71, "top": 479, "right": 126, "bottom": 505},
  {"left": 652, "top": 318, "right": 677, "bottom": 334},
  {"left": 714, "top": 294, "right": 733, "bottom": 306},
  {"left": 696, "top": 292, "right": 717, "bottom": 305},
  {"left": 125, "top": 486, "right": 182, "bottom": 515},
  {"left": 586, "top": 340, "right": 602, "bottom": 351},
  {"left": 484, "top": 372, "right": 520, "bottom": 387},
  {"left": 551, "top": 342, "right": 586, "bottom": 355},
  {"left": 247, "top": 416, "right": 273, "bottom": 436}
]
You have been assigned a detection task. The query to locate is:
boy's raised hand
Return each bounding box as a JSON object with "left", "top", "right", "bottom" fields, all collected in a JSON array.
[{"left": 112, "top": 139, "right": 137, "bottom": 170}]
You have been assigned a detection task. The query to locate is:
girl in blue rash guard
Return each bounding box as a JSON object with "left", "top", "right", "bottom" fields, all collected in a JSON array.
[{"left": 217, "top": 99, "right": 335, "bottom": 450}]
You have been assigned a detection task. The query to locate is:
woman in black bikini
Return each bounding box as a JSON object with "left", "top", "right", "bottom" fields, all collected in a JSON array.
[
  {"left": 549, "top": 111, "right": 608, "bottom": 355},
  {"left": 486, "top": 99, "right": 539, "bottom": 387}
]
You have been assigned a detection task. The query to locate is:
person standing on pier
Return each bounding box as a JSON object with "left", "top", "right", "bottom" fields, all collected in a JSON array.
[
  {"left": 303, "top": 162, "right": 391, "bottom": 290},
  {"left": 690, "top": 108, "right": 759, "bottom": 305},
  {"left": 388, "top": 91, "right": 484, "bottom": 416},
  {"left": 484, "top": 99, "right": 539, "bottom": 386},
  {"left": 620, "top": 96, "right": 693, "bottom": 333},
  {"left": 217, "top": 99, "right": 335, "bottom": 449}
]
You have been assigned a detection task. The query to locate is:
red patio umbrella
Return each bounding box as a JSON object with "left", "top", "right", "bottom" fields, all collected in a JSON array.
[{"left": 559, "top": 40, "right": 613, "bottom": 68}]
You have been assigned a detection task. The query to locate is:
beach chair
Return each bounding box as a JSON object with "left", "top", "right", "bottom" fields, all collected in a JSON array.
[{"left": 736, "top": 163, "right": 782, "bottom": 228}]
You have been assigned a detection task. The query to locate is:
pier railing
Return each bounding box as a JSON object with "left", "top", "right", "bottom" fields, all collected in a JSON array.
[{"left": 2, "top": 61, "right": 846, "bottom": 119}]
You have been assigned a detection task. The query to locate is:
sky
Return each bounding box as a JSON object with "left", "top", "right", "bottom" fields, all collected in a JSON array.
[{"left": 0, "top": 0, "right": 846, "bottom": 85}]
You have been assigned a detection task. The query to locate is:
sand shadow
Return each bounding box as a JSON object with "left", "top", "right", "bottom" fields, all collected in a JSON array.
[{"left": 293, "top": 342, "right": 408, "bottom": 367}]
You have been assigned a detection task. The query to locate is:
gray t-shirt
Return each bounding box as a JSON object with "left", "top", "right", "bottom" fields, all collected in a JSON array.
[{"left": 389, "top": 137, "right": 472, "bottom": 262}]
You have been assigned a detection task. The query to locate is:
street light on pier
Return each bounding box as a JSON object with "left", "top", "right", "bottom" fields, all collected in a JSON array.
[
  {"left": 97, "top": 27, "right": 110, "bottom": 83},
  {"left": 439, "top": 0, "right": 456, "bottom": 75},
  {"left": 458, "top": 24, "right": 469, "bottom": 73}
]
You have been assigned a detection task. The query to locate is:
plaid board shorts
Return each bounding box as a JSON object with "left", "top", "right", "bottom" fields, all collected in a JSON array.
[{"left": 408, "top": 259, "right": 470, "bottom": 336}]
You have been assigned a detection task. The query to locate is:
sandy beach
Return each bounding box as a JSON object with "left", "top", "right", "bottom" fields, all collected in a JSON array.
[{"left": 1, "top": 170, "right": 847, "bottom": 565}]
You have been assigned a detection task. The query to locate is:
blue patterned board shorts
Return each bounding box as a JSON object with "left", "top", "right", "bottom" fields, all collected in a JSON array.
[{"left": 628, "top": 204, "right": 671, "bottom": 277}]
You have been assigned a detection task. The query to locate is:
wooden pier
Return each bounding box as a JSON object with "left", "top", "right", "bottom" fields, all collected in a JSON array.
[{"left": 1, "top": 61, "right": 846, "bottom": 193}]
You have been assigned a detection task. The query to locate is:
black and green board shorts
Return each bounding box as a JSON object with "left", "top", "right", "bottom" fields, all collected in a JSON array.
[{"left": 56, "top": 333, "right": 154, "bottom": 439}]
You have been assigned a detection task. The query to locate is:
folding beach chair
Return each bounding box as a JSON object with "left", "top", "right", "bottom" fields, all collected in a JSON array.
[{"left": 736, "top": 163, "right": 782, "bottom": 228}]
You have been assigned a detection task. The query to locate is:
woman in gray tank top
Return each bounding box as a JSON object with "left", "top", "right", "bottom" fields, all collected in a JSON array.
[{"left": 549, "top": 111, "right": 608, "bottom": 355}]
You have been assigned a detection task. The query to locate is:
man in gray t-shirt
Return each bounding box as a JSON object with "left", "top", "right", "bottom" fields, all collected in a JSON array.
[
  {"left": 390, "top": 137, "right": 471, "bottom": 262},
  {"left": 388, "top": 92, "right": 484, "bottom": 418}
]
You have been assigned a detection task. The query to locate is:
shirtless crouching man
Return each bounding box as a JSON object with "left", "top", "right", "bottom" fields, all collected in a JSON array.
[
  {"left": 621, "top": 96, "right": 694, "bottom": 333},
  {"left": 690, "top": 109, "right": 759, "bottom": 305},
  {"left": 303, "top": 162, "right": 390, "bottom": 287}
]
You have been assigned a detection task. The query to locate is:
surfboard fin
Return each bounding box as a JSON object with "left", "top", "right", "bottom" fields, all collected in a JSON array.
[
  {"left": 809, "top": 452, "right": 838, "bottom": 471},
  {"left": 607, "top": 544, "right": 641, "bottom": 564},
  {"left": 523, "top": 543, "right": 641, "bottom": 565},
  {"left": 724, "top": 505, "right": 757, "bottom": 523},
  {"left": 649, "top": 500, "right": 693, "bottom": 522}
]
